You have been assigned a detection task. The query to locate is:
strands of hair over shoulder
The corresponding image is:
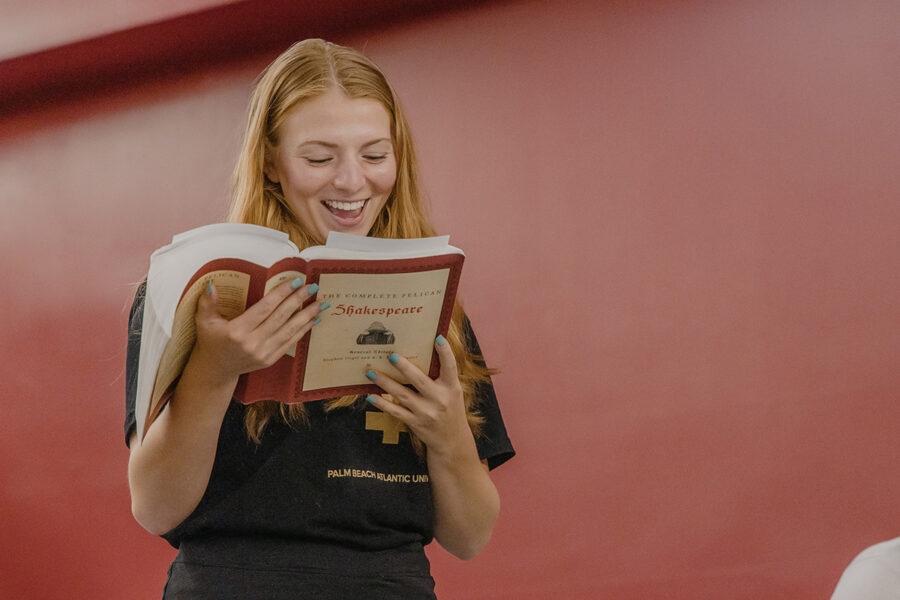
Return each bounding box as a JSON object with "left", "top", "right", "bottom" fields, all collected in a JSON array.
[{"left": 228, "top": 39, "right": 492, "bottom": 448}]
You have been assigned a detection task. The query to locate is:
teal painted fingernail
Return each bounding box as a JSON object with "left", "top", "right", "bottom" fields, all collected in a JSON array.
[
  {"left": 366, "top": 395, "right": 378, "bottom": 403},
  {"left": 319, "top": 301, "right": 330, "bottom": 311},
  {"left": 306, "top": 283, "right": 319, "bottom": 294},
  {"left": 206, "top": 281, "right": 213, "bottom": 295},
  {"left": 365, "top": 370, "right": 377, "bottom": 381},
  {"left": 388, "top": 353, "right": 399, "bottom": 364},
  {"left": 313, "top": 316, "right": 322, "bottom": 325},
  {"left": 435, "top": 334, "right": 446, "bottom": 346}
]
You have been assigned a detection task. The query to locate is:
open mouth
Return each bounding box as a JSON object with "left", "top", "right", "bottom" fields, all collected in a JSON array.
[
  {"left": 322, "top": 200, "right": 368, "bottom": 217},
  {"left": 322, "top": 199, "right": 369, "bottom": 228}
]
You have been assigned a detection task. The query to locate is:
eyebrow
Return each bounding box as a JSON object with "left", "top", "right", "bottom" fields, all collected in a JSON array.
[{"left": 297, "top": 138, "right": 392, "bottom": 150}]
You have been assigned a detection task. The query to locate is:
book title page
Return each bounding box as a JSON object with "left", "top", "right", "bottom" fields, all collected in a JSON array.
[{"left": 302, "top": 268, "right": 451, "bottom": 391}]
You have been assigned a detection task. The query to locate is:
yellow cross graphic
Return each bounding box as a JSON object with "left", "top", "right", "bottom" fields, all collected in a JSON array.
[{"left": 366, "top": 410, "right": 408, "bottom": 444}]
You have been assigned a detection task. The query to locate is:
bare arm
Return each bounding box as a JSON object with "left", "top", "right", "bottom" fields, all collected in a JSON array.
[
  {"left": 427, "top": 442, "right": 499, "bottom": 560},
  {"left": 128, "top": 280, "right": 323, "bottom": 534},
  {"left": 128, "top": 350, "right": 237, "bottom": 534},
  {"left": 365, "top": 338, "right": 500, "bottom": 560}
]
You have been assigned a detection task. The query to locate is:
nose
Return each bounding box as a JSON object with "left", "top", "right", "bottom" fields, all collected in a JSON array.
[{"left": 332, "top": 157, "right": 366, "bottom": 193}]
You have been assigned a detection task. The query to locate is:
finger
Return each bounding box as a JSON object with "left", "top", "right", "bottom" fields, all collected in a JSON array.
[
  {"left": 241, "top": 279, "right": 317, "bottom": 330},
  {"left": 196, "top": 281, "right": 228, "bottom": 326},
  {"left": 434, "top": 334, "right": 459, "bottom": 384},
  {"left": 196, "top": 280, "right": 217, "bottom": 314},
  {"left": 364, "top": 368, "right": 422, "bottom": 408},
  {"left": 250, "top": 280, "right": 319, "bottom": 333},
  {"left": 266, "top": 297, "right": 327, "bottom": 358},
  {"left": 365, "top": 393, "right": 416, "bottom": 423},
  {"left": 385, "top": 352, "right": 435, "bottom": 395},
  {"left": 260, "top": 281, "right": 320, "bottom": 329}
]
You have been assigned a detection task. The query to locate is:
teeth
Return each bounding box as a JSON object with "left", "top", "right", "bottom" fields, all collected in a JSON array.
[{"left": 324, "top": 199, "right": 366, "bottom": 211}]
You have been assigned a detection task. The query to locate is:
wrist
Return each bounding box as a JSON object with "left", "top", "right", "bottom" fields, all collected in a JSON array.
[
  {"left": 185, "top": 344, "right": 242, "bottom": 389},
  {"left": 426, "top": 431, "right": 481, "bottom": 472},
  {"left": 167, "top": 346, "right": 240, "bottom": 421}
]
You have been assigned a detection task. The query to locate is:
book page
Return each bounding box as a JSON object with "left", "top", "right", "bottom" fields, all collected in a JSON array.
[
  {"left": 265, "top": 271, "right": 304, "bottom": 294},
  {"left": 149, "top": 223, "right": 299, "bottom": 332},
  {"left": 324, "top": 231, "right": 453, "bottom": 254},
  {"left": 146, "top": 270, "right": 250, "bottom": 428},
  {"left": 301, "top": 269, "right": 450, "bottom": 392}
]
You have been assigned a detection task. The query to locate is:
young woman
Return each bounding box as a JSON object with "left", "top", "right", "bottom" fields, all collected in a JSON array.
[{"left": 124, "top": 39, "right": 514, "bottom": 599}]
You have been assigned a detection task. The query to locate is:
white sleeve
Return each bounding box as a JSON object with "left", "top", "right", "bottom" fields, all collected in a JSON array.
[{"left": 832, "top": 543, "right": 900, "bottom": 600}]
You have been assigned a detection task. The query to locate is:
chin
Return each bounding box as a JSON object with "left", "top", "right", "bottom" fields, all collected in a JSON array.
[{"left": 318, "top": 223, "right": 370, "bottom": 241}]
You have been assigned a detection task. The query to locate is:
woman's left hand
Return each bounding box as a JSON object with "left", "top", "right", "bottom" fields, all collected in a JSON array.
[
  {"left": 366, "top": 335, "right": 499, "bottom": 559},
  {"left": 365, "top": 335, "right": 473, "bottom": 459}
]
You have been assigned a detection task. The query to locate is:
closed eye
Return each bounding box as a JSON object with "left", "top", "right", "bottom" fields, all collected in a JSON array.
[
  {"left": 363, "top": 154, "right": 389, "bottom": 162},
  {"left": 306, "top": 157, "right": 333, "bottom": 165}
]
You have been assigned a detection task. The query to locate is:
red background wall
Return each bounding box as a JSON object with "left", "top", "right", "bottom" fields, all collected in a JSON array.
[{"left": 1, "top": 0, "right": 898, "bottom": 598}]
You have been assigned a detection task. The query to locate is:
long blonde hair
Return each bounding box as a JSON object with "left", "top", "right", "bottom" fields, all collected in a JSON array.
[{"left": 228, "top": 39, "right": 491, "bottom": 447}]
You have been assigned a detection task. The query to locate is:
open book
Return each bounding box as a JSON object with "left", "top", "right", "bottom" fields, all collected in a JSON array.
[{"left": 135, "top": 223, "right": 464, "bottom": 442}]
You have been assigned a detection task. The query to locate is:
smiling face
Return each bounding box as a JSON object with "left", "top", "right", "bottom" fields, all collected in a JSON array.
[{"left": 264, "top": 87, "right": 397, "bottom": 243}]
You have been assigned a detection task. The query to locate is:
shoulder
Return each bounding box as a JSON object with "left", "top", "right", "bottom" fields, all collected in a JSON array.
[
  {"left": 458, "top": 314, "right": 515, "bottom": 469},
  {"left": 128, "top": 280, "right": 147, "bottom": 328},
  {"left": 832, "top": 538, "right": 900, "bottom": 600}
]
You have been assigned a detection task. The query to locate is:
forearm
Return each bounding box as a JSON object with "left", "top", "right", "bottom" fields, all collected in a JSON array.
[
  {"left": 128, "top": 349, "right": 237, "bottom": 535},
  {"left": 428, "top": 439, "right": 500, "bottom": 560}
]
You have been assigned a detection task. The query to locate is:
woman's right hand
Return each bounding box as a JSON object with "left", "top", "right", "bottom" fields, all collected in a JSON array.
[
  {"left": 192, "top": 278, "right": 324, "bottom": 381},
  {"left": 128, "top": 278, "right": 324, "bottom": 535}
]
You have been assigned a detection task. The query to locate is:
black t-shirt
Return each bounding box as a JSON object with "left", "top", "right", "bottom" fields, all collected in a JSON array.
[{"left": 124, "top": 284, "right": 515, "bottom": 554}]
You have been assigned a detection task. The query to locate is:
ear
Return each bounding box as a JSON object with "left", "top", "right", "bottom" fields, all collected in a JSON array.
[
  {"left": 263, "top": 144, "right": 281, "bottom": 183},
  {"left": 263, "top": 159, "right": 281, "bottom": 184}
]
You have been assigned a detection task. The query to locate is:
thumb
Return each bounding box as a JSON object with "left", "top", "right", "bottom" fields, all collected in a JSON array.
[{"left": 196, "top": 280, "right": 225, "bottom": 323}]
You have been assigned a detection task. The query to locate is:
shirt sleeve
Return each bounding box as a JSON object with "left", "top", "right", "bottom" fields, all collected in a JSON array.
[
  {"left": 831, "top": 540, "right": 900, "bottom": 600},
  {"left": 463, "top": 316, "right": 515, "bottom": 470},
  {"left": 123, "top": 281, "right": 146, "bottom": 447}
]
